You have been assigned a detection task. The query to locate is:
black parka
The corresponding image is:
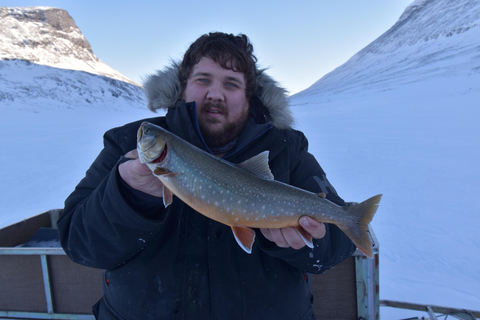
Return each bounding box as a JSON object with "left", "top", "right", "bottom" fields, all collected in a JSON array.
[{"left": 58, "top": 99, "right": 355, "bottom": 319}]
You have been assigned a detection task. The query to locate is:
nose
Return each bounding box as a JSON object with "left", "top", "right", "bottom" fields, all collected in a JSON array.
[{"left": 206, "top": 82, "right": 225, "bottom": 102}]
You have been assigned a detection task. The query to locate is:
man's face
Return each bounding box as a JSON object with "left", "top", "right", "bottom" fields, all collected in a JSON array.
[{"left": 183, "top": 57, "right": 250, "bottom": 148}]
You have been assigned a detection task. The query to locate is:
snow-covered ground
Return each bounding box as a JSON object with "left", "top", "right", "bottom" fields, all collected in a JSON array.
[
  {"left": 292, "top": 78, "right": 480, "bottom": 318},
  {"left": 1, "top": 70, "right": 478, "bottom": 319},
  {"left": 0, "top": 101, "right": 156, "bottom": 229}
]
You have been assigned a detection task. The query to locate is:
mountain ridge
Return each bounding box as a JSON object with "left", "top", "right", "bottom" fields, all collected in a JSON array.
[
  {"left": 0, "top": 6, "right": 146, "bottom": 111},
  {"left": 0, "top": 6, "right": 137, "bottom": 86},
  {"left": 293, "top": 0, "right": 480, "bottom": 99}
]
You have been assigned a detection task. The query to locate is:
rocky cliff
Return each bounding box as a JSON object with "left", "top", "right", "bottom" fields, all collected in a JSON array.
[{"left": 0, "top": 6, "right": 136, "bottom": 85}]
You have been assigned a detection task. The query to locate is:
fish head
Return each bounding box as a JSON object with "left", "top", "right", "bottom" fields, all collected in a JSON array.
[{"left": 137, "top": 122, "right": 168, "bottom": 164}]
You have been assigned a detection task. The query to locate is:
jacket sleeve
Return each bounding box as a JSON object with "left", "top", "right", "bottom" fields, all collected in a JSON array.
[
  {"left": 57, "top": 125, "right": 165, "bottom": 270},
  {"left": 257, "top": 131, "right": 356, "bottom": 274}
]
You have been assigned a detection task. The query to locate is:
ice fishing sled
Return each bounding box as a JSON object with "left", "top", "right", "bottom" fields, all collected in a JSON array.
[
  {"left": 4, "top": 209, "right": 476, "bottom": 320},
  {"left": 0, "top": 209, "right": 380, "bottom": 319}
]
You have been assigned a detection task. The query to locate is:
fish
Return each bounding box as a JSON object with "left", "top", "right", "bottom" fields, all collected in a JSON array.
[{"left": 137, "top": 121, "right": 382, "bottom": 257}]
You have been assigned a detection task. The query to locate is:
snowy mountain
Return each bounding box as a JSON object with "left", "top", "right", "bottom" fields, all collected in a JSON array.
[
  {"left": 0, "top": 6, "right": 146, "bottom": 111},
  {"left": 0, "top": 59, "right": 145, "bottom": 112},
  {"left": 291, "top": 0, "right": 480, "bottom": 317},
  {"left": 293, "top": 0, "right": 480, "bottom": 99},
  {"left": 0, "top": 6, "right": 135, "bottom": 85}
]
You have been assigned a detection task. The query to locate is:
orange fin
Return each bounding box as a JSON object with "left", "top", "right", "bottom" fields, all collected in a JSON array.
[
  {"left": 153, "top": 167, "right": 176, "bottom": 176},
  {"left": 162, "top": 186, "right": 173, "bottom": 208},
  {"left": 231, "top": 226, "right": 256, "bottom": 254},
  {"left": 295, "top": 226, "right": 314, "bottom": 248},
  {"left": 341, "top": 194, "right": 382, "bottom": 258}
]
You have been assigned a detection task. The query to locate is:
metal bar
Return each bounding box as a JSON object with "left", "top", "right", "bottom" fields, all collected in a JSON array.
[
  {"left": 368, "top": 253, "right": 380, "bottom": 318},
  {"left": 355, "top": 255, "right": 380, "bottom": 320},
  {"left": 355, "top": 225, "right": 380, "bottom": 320},
  {"left": 40, "top": 254, "right": 54, "bottom": 314},
  {"left": 355, "top": 256, "right": 367, "bottom": 318},
  {"left": 380, "top": 300, "right": 480, "bottom": 318},
  {"left": 426, "top": 305, "right": 439, "bottom": 320},
  {"left": 0, "top": 310, "right": 95, "bottom": 319},
  {"left": 0, "top": 247, "right": 66, "bottom": 255},
  {"left": 48, "top": 209, "right": 62, "bottom": 229}
]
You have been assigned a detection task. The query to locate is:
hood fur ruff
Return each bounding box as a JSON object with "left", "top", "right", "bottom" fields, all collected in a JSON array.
[{"left": 143, "top": 62, "right": 294, "bottom": 130}]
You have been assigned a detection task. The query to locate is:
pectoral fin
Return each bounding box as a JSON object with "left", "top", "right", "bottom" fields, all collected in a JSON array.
[
  {"left": 153, "top": 167, "right": 176, "bottom": 176},
  {"left": 295, "top": 226, "right": 314, "bottom": 248},
  {"left": 231, "top": 226, "right": 256, "bottom": 254},
  {"left": 152, "top": 169, "right": 177, "bottom": 208},
  {"left": 162, "top": 186, "right": 173, "bottom": 207}
]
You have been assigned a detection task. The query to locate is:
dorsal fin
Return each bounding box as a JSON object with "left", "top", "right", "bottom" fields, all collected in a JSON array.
[{"left": 237, "top": 151, "right": 274, "bottom": 180}]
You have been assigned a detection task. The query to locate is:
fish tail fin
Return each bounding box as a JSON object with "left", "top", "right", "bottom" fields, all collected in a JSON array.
[{"left": 340, "top": 194, "right": 382, "bottom": 258}]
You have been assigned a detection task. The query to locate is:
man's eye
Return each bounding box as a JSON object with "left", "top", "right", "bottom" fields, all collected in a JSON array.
[
  {"left": 196, "top": 78, "right": 208, "bottom": 83},
  {"left": 226, "top": 82, "right": 238, "bottom": 88}
]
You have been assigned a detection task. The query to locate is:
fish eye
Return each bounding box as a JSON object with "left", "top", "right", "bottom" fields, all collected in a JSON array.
[{"left": 144, "top": 128, "right": 150, "bottom": 135}]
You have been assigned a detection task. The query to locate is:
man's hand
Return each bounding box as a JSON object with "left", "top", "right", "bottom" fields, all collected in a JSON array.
[
  {"left": 260, "top": 216, "right": 326, "bottom": 249},
  {"left": 118, "top": 150, "right": 164, "bottom": 197}
]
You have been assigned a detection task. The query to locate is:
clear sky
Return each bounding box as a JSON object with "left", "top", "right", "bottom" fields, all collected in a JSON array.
[{"left": 2, "top": 0, "right": 412, "bottom": 94}]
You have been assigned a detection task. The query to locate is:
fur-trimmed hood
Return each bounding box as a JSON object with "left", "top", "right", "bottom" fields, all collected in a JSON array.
[{"left": 142, "top": 62, "right": 294, "bottom": 130}]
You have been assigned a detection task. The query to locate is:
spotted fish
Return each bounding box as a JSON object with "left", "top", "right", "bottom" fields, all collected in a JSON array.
[{"left": 137, "top": 122, "right": 382, "bottom": 257}]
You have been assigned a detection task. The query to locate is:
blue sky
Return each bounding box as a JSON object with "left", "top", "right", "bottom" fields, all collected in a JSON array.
[{"left": 2, "top": 0, "right": 412, "bottom": 94}]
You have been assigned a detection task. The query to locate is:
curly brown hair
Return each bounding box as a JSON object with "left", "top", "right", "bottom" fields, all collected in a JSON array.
[{"left": 179, "top": 32, "right": 258, "bottom": 99}]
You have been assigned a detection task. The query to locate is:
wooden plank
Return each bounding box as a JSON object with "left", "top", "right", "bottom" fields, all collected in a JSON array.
[
  {"left": 0, "top": 255, "right": 47, "bottom": 312},
  {"left": 311, "top": 256, "right": 357, "bottom": 319},
  {"left": 48, "top": 255, "right": 103, "bottom": 314},
  {"left": 0, "top": 212, "right": 52, "bottom": 247}
]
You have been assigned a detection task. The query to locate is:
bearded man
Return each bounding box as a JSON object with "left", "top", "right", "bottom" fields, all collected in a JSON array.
[{"left": 58, "top": 32, "right": 356, "bottom": 320}]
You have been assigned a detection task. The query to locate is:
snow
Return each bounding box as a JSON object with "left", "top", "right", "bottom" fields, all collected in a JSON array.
[
  {"left": 0, "top": 59, "right": 145, "bottom": 110},
  {"left": 0, "top": 100, "right": 157, "bottom": 229},
  {"left": 292, "top": 78, "right": 480, "bottom": 318},
  {"left": 1, "top": 1, "right": 480, "bottom": 318}
]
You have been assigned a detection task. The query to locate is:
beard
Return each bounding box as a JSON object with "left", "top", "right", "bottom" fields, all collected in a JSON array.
[{"left": 197, "top": 101, "right": 249, "bottom": 148}]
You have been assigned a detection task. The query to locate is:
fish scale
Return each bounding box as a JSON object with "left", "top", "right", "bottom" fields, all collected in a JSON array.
[{"left": 137, "top": 122, "right": 382, "bottom": 257}]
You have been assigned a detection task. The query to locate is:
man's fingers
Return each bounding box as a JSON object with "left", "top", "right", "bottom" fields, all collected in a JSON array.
[
  {"left": 299, "top": 216, "right": 326, "bottom": 239},
  {"left": 282, "top": 227, "right": 307, "bottom": 249},
  {"left": 260, "top": 217, "right": 326, "bottom": 250},
  {"left": 260, "top": 227, "right": 308, "bottom": 249},
  {"left": 267, "top": 228, "right": 290, "bottom": 248},
  {"left": 261, "top": 228, "right": 286, "bottom": 247}
]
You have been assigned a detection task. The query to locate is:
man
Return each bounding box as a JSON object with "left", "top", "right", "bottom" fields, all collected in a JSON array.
[{"left": 58, "top": 32, "right": 356, "bottom": 320}]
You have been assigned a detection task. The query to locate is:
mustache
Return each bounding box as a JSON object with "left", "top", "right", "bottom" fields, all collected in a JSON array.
[{"left": 200, "top": 101, "right": 227, "bottom": 114}]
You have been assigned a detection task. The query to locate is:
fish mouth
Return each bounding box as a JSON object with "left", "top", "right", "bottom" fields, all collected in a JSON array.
[{"left": 137, "top": 122, "right": 168, "bottom": 163}]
